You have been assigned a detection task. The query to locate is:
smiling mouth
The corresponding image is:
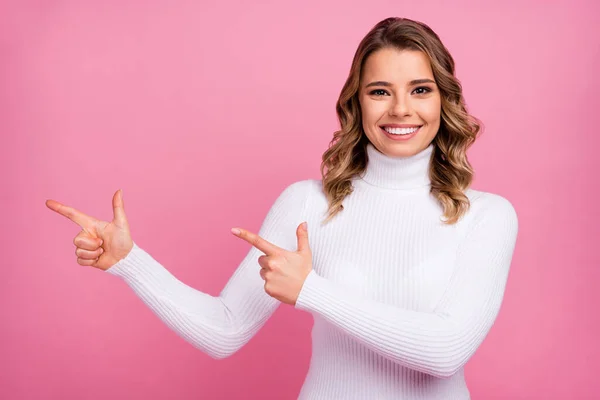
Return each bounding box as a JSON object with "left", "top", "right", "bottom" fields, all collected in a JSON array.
[{"left": 380, "top": 125, "right": 422, "bottom": 135}]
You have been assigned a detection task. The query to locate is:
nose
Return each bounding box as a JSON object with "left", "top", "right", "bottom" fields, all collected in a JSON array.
[{"left": 388, "top": 95, "right": 411, "bottom": 117}]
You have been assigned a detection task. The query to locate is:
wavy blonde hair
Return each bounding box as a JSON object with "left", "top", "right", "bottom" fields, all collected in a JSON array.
[{"left": 320, "top": 17, "right": 483, "bottom": 225}]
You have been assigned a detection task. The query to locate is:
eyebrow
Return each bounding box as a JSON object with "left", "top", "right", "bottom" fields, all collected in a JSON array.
[{"left": 365, "top": 79, "right": 436, "bottom": 88}]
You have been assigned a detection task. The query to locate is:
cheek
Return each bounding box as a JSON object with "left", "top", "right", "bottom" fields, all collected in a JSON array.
[
  {"left": 418, "top": 101, "right": 441, "bottom": 123},
  {"left": 360, "top": 103, "right": 373, "bottom": 126},
  {"left": 361, "top": 101, "right": 387, "bottom": 123}
]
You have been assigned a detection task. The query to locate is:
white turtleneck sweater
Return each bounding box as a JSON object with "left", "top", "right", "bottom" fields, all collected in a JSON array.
[{"left": 106, "top": 143, "right": 518, "bottom": 399}]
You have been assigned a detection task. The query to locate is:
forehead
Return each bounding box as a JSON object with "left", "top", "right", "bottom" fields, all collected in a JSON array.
[{"left": 361, "top": 48, "right": 434, "bottom": 82}]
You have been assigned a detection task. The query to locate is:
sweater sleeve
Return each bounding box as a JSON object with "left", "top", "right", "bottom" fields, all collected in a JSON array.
[
  {"left": 105, "top": 180, "right": 310, "bottom": 359},
  {"left": 294, "top": 194, "right": 518, "bottom": 378}
]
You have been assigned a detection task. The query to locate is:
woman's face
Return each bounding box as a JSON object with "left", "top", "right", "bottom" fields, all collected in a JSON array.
[{"left": 359, "top": 47, "right": 441, "bottom": 158}]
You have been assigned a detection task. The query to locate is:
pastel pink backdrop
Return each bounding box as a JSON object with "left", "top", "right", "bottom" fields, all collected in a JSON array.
[{"left": 2, "top": 1, "right": 598, "bottom": 399}]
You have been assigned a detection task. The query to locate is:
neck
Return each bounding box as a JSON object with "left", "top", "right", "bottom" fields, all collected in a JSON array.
[{"left": 357, "top": 142, "right": 434, "bottom": 190}]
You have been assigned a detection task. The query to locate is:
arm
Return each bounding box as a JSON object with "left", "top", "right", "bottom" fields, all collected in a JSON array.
[
  {"left": 105, "top": 180, "right": 310, "bottom": 359},
  {"left": 294, "top": 195, "right": 519, "bottom": 378}
]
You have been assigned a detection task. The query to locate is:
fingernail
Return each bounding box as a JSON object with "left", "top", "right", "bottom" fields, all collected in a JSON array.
[
  {"left": 231, "top": 228, "right": 241, "bottom": 235},
  {"left": 302, "top": 222, "right": 308, "bottom": 230}
]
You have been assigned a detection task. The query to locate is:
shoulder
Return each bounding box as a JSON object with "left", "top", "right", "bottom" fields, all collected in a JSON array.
[
  {"left": 277, "top": 179, "right": 322, "bottom": 199},
  {"left": 269, "top": 179, "right": 322, "bottom": 213},
  {"left": 464, "top": 188, "right": 518, "bottom": 230}
]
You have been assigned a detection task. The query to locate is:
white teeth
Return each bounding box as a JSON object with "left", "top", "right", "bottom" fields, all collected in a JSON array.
[{"left": 383, "top": 126, "right": 420, "bottom": 135}]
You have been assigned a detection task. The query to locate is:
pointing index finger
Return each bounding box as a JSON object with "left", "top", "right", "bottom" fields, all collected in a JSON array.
[
  {"left": 232, "top": 228, "right": 282, "bottom": 256},
  {"left": 46, "top": 199, "right": 97, "bottom": 229}
]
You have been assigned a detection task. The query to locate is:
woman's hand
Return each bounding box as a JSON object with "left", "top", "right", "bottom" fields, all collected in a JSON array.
[
  {"left": 46, "top": 189, "right": 133, "bottom": 271},
  {"left": 231, "top": 222, "right": 312, "bottom": 306}
]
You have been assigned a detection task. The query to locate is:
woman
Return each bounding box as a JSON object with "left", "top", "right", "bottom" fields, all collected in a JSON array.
[{"left": 46, "top": 17, "right": 518, "bottom": 400}]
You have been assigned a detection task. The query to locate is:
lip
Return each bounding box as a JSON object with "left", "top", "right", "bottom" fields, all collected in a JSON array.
[
  {"left": 380, "top": 125, "right": 422, "bottom": 141},
  {"left": 380, "top": 124, "right": 422, "bottom": 128}
]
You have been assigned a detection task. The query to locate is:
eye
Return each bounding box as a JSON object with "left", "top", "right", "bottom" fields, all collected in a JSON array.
[
  {"left": 413, "top": 86, "right": 432, "bottom": 95},
  {"left": 369, "top": 89, "right": 389, "bottom": 96},
  {"left": 368, "top": 87, "right": 433, "bottom": 97}
]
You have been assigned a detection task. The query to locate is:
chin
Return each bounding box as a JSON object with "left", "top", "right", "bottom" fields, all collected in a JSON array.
[
  {"left": 378, "top": 139, "right": 423, "bottom": 157},
  {"left": 384, "top": 136, "right": 436, "bottom": 157},
  {"left": 385, "top": 147, "right": 419, "bottom": 158}
]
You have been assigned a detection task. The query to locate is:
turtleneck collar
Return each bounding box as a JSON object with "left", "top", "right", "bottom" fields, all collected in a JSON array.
[{"left": 357, "top": 142, "right": 434, "bottom": 190}]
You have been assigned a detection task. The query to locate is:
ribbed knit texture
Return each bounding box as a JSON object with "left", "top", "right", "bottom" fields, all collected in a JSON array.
[{"left": 106, "top": 142, "right": 518, "bottom": 399}]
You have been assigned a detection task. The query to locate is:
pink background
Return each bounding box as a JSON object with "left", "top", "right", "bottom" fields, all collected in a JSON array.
[{"left": 2, "top": 0, "right": 598, "bottom": 399}]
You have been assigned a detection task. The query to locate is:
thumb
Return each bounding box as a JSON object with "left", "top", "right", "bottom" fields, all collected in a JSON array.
[
  {"left": 112, "top": 189, "right": 129, "bottom": 227},
  {"left": 296, "top": 222, "right": 310, "bottom": 253}
]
